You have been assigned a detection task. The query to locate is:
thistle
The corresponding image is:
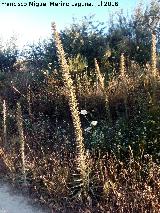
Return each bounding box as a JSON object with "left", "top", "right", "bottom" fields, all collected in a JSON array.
[{"left": 51, "top": 22, "right": 87, "bottom": 198}]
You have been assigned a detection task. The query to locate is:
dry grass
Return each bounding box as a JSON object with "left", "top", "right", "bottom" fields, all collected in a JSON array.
[
  {"left": 0, "top": 27, "right": 159, "bottom": 212},
  {"left": 1, "top": 141, "right": 160, "bottom": 212}
]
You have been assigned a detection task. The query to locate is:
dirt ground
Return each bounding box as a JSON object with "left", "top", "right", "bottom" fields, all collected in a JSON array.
[{"left": 0, "top": 184, "right": 45, "bottom": 213}]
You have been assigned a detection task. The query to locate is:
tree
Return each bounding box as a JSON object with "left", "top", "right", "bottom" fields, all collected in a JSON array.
[
  {"left": 107, "top": 0, "right": 160, "bottom": 68},
  {"left": 60, "top": 15, "right": 108, "bottom": 68},
  {"left": 0, "top": 36, "right": 19, "bottom": 73}
]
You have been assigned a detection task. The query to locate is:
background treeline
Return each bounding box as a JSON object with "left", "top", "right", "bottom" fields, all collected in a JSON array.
[
  {"left": 1, "top": 1, "right": 160, "bottom": 79},
  {"left": 0, "top": 1, "right": 160, "bottom": 212}
]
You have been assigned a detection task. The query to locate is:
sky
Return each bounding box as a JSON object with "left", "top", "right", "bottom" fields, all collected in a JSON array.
[{"left": 0, "top": 0, "right": 150, "bottom": 49}]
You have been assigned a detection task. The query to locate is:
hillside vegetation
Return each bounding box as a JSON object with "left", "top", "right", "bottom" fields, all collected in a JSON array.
[{"left": 0, "top": 1, "right": 160, "bottom": 212}]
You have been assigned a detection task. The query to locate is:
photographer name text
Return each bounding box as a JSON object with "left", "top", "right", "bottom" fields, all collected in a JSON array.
[{"left": 0, "top": 1, "right": 119, "bottom": 7}]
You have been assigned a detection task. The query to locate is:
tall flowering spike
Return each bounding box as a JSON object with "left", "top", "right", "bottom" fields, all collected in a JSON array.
[
  {"left": 27, "top": 84, "right": 32, "bottom": 119},
  {"left": 94, "top": 58, "right": 111, "bottom": 122},
  {"left": 151, "top": 32, "right": 157, "bottom": 77},
  {"left": 120, "top": 53, "right": 125, "bottom": 77},
  {"left": 16, "top": 102, "right": 26, "bottom": 185},
  {"left": 3, "top": 99, "right": 7, "bottom": 145},
  {"left": 51, "top": 22, "right": 86, "bottom": 190},
  {"left": 94, "top": 58, "right": 105, "bottom": 90},
  {"left": 119, "top": 53, "right": 128, "bottom": 119}
]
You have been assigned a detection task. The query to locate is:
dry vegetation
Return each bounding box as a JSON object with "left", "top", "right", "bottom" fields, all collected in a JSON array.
[{"left": 0, "top": 7, "right": 160, "bottom": 213}]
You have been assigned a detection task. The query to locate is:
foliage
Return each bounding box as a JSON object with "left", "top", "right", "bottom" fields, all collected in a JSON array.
[
  {"left": 61, "top": 15, "right": 108, "bottom": 68},
  {"left": 0, "top": 37, "right": 18, "bottom": 73},
  {"left": 0, "top": 1, "right": 160, "bottom": 212}
]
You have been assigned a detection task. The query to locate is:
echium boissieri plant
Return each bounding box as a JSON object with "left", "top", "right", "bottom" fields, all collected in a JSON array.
[
  {"left": 151, "top": 32, "right": 157, "bottom": 78},
  {"left": 16, "top": 102, "right": 26, "bottom": 185},
  {"left": 52, "top": 22, "right": 89, "bottom": 199},
  {"left": 120, "top": 53, "right": 126, "bottom": 77},
  {"left": 150, "top": 31, "right": 158, "bottom": 105},
  {"left": 3, "top": 99, "right": 7, "bottom": 146},
  {"left": 119, "top": 53, "right": 128, "bottom": 119},
  {"left": 94, "top": 58, "right": 111, "bottom": 123}
]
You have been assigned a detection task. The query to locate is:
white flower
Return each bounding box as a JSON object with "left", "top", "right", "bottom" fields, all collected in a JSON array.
[
  {"left": 48, "top": 63, "right": 52, "bottom": 69},
  {"left": 91, "top": 121, "right": 98, "bottom": 126},
  {"left": 144, "top": 154, "right": 149, "bottom": 158},
  {"left": 80, "top": 109, "right": 88, "bottom": 115},
  {"left": 84, "top": 127, "right": 92, "bottom": 132},
  {"left": 118, "top": 131, "right": 121, "bottom": 136},
  {"left": 43, "top": 70, "right": 48, "bottom": 75}
]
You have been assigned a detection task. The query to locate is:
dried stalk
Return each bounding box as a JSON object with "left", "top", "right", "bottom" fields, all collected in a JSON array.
[
  {"left": 3, "top": 99, "right": 7, "bottom": 146},
  {"left": 151, "top": 32, "right": 157, "bottom": 78},
  {"left": 52, "top": 22, "right": 87, "bottom": 197},
  {"left": 94, "top": 58, "right": 111, "bottom": 122},
  {"left": 16, "top": 102, "right": 26, "bottom": 184}
]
